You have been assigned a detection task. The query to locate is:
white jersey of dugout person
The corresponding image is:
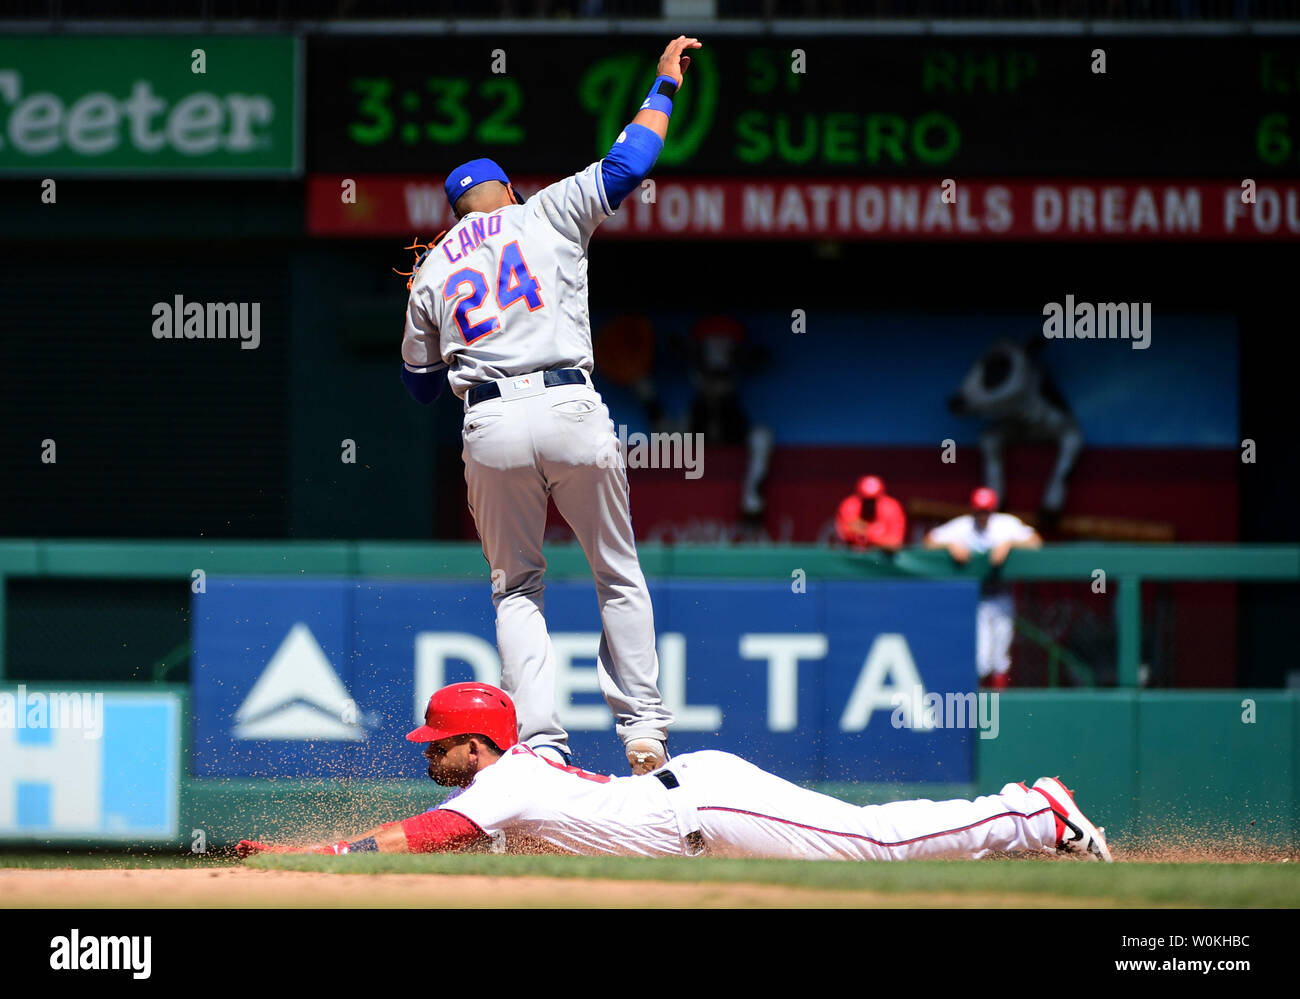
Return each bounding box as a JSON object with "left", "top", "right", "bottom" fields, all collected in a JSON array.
[{"left": 927, "top": 511, "right": 1039, "bottom": 554}]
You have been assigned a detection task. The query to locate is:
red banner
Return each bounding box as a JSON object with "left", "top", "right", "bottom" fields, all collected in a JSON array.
[{"left": 310, "top": 176, "right": 1300, "bottom": 240}]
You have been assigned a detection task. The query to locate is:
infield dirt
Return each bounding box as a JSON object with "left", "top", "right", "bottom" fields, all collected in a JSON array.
[{"left": 0, "top": 866, "right": 1152, "bottom": 908}]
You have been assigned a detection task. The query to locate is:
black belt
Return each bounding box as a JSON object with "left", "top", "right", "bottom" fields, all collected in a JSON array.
[
  {"left": 466, "top": 368, "right": 587, "bottom": 407},
  {"left": 654, "top": 769, "right": 707, "bottom": 855}
]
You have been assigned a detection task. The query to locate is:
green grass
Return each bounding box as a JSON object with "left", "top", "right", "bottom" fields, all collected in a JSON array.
[
  {"left": 4, "top": 850, "right": 1295, "bottom": 907},
  {"left": 245, "top": 852, "right": 1300, "bottom": 908}
]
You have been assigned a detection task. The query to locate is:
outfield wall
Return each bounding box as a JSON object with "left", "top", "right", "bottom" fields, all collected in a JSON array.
[
  {"left": 0, "top": 541, "right": 1296, "bottom": 849},
  {"left": 977, "top": 691, "right": 1300, "bottom": 849}
]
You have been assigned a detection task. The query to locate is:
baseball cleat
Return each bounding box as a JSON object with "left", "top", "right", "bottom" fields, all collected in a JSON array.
[
  {"left": 626, "top": 738, "right": 668, "bottom": 775},
  {"left": 1032, "top": 777, "right": 1113, "bottom": 862}
]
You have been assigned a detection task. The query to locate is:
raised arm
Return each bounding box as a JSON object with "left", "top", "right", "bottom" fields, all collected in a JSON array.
[
  {"left": 534, "top": 35, "right": 702, "bottom": 244},
  {"left": 629, "top": 35, "right": 701, "bottom": 142},
  {"left": 600, "top": 35, "right": 701, "bottom": 208}
]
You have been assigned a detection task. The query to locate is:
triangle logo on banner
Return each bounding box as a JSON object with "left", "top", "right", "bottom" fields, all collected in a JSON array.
[{"left": 232, "top": 623, "right": 367, "bottom": 741}]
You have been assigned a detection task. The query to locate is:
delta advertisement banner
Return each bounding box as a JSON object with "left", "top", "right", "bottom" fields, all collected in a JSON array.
[
  {"left": 191, "top": 577, "right": 979, "bottom": 784},
  {"left": 0, "top": 36, "right": 300, "bottom": 175},
  {"left": 0, "top": 688, "right": 181, "bottom": 842},
  {"left": 308, "top": 175, "right": 1300, "bottom": 240}
]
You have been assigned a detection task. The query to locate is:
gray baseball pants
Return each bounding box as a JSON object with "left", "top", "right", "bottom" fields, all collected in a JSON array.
[{"left": 461, "top": 375, "right": 673, "bottom": 756}]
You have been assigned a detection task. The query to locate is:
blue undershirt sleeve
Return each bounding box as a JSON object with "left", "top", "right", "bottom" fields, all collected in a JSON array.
[{"left": 599, "top": 123, "right": 665, "bottom": 211}]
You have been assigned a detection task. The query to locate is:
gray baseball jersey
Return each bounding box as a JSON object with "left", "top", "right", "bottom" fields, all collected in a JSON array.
[{"left": 401, "top": 161, "right": 613, "bottom": 400}]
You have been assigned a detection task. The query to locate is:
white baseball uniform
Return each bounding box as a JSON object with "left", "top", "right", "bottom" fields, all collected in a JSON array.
[
  {"left": 928, "top": 513, "right": 1037, "bottom": 679},
  {"left": 436, "top": 745, "right": 1061, "bottom": 861},
  {"left": 401, "top": 164, "right": 672, "bottom": 758}
]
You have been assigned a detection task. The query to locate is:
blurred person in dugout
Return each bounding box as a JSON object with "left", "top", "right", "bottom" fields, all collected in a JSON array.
[
  {"left": 687, "top": 316, "right": 772, "bottom": 531},
  {"left": 925, "top": 487, "right": 1042, "bottom": 689},
  {"left": 834, "top": 476, "right": 906, "bottom": 553}
]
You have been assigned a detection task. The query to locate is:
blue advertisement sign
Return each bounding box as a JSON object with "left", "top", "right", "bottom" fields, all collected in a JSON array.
[
  {"left": 192, "top": 578, "right": 978, "bottom": 783},
  {"left": 0, "top": 688, "right": 180, "bottom": 842}
]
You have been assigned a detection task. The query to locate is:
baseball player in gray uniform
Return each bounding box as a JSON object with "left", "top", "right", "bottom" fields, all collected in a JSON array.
[{"left": 398, "top": 36, "right": 703, "bottom": 774}]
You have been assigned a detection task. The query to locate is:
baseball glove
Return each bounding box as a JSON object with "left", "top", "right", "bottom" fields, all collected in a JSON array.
[{"left": 393, "top": 232, "right": 447, "bottom": 291}]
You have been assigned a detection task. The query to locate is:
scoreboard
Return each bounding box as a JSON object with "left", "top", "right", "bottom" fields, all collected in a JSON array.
[{"left": 308, "top": 35, "right": 1300, "bottom": 177}]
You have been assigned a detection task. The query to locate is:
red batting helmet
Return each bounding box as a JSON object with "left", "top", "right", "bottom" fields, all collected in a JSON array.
[
  {"left": 856, "top": 475, "right": 885, "bottom": 499},
  {"left": 971, "top": 487, "right": 999, "bottom": 512},
  {"left": 406, "top": 682, "right": 518, "bottom": 749}
]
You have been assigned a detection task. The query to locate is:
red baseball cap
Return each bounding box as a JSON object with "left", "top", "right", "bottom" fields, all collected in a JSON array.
[
  {"left": 857, "top": 475, "right": 885, "bottom": 499},
  {"left": 407, "top": 682, "right": 518, "bottom": 749},
  {"left": 971, "top": 487, "right": 999, "bottom": 511}
]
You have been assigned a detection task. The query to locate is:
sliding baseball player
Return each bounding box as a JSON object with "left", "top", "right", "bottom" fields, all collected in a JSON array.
[{"left": 238, "top": 682, "right": 1112, "bottom": 862}]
